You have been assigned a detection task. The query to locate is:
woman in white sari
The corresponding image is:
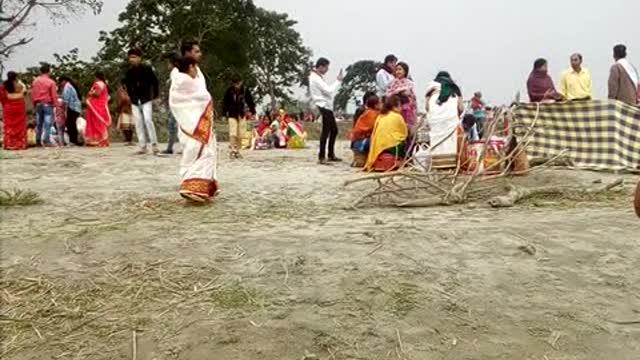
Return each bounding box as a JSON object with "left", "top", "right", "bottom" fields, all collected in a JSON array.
[
  {"left": 425, "top": 71, "right": 464, "bottom": 169},
  {"left": 169, "top": 57, "right": 219, "bottom": 202}
]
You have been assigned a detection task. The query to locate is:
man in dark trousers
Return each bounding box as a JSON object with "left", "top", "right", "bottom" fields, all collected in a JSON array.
[
  {"left": 123, "top": 48, "right": 160, "bottom": 155},
  {"left": 222, "top": 76, "right": 256, "bottom": 159},
  {"left": 308, "top": 57, "right": 344, "bottom": 164},
  {"left": 160, "top": 52, "right": 181, "bottom": 156}
]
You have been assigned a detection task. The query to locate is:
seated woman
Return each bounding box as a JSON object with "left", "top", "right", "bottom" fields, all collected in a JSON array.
[
  {"left": 364, "top": 95, "right": 408, "bottom": 172},
  {"left": 286, "top": 116, "right": 307, "bottom": 149},
  {"left": 527, "top": 58, "right": 563, "bottom": 103},
  {"left": 270, "top": 116, "right": 287, "bottom": 149},
  {"left": 350, "top": 94, "right": 380, "bottom": 167},
  {"left": 251, "top": 116, "right": 273, "bottom": 150},
  {"left": 425, "top": 71, "right": 464, "bottom": 169}
]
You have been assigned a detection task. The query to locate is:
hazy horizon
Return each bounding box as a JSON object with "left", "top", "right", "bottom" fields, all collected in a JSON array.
[{"left": 5, "top": 0, "right": 639, "bottom": 105}]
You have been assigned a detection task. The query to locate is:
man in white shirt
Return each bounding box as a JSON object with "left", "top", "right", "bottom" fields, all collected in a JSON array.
[
  {"left": 376, "top": 54, "right": 397, "bottom": 97},
  {"left": 309, "top": 57, "right": 344, "bottom": 164}
]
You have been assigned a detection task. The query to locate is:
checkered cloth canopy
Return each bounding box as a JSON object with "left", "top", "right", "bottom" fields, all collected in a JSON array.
[{"left": 512, "top": 100, "right": 640, "bottom": 171}]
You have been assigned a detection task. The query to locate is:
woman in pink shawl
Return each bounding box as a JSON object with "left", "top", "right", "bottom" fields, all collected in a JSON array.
[
  {"left": 84, "top": 71, "right": 112, "bottom": 147},
  {"left": 386, "top": 62, "right": 417, "bottom": 130}
]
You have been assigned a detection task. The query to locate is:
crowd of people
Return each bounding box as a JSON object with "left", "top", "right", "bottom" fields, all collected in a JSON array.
[
  {"left": 250, "top": 110, "right": 308, "bottom": 151},
  {"left": 526, "top": 44, "right": 638, "bottom": 105},
  {"left": 310, "top": 54, "right": 467, "bottom": 171},
  {"left": 308, "top": 44, "right": 640, "bottom": 172},
  {"left": 0, "top": 41, "right": 638, "bottom": 202}
]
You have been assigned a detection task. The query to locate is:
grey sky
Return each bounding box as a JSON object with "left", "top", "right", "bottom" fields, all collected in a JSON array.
[{"left": 5, "top": 0, "right": 640, "bottom": 104}]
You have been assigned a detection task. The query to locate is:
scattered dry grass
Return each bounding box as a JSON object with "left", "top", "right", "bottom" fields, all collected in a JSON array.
[
  {"left": 386, "top": 282, "right": 419, "bottom": 317},
  {"left": 0, "top": 259, "right": 266, "bottom": 358},
  {"left": 0, "top": 188, "right": 43, "bottom": 207}
]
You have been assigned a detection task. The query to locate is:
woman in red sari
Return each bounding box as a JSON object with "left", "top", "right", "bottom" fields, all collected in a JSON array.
[
  {"left": 0, "top": 72, "right": 27, "bottom": 150},
  {"left": 84, "top": 71, "right": 111, "bottom": 147}
]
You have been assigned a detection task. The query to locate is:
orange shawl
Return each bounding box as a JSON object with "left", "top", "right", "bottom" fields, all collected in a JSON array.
[{"left": 350, "top": 109, "right": 379, "bottom": 141}]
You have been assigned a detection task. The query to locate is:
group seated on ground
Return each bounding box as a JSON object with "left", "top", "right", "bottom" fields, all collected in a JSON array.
[
  {"left": 351, "top": 70, "right": 468, "bottom": 173},
  {"left": 250, "top": 110, "right": 307, "bottom": 150},
  {"left": 363, "top": 95, "right": 408, "bottom": 172}
]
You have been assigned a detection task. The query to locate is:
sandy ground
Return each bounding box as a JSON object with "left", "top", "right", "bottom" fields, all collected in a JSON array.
[{"left": 1, "top": 141, "right": 640, "bottom": 360}]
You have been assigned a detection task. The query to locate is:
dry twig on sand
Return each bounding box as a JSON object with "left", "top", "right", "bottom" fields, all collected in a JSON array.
[
  {"left": 488, "top": 178, "right": 624, "bottom": 208},
  {"left": 131, "top": 330, "right": 137, "bottom": 360}
]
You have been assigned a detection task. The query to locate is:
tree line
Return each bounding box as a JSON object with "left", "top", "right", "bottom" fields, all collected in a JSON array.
[
  {"left": 5, "top": 0, "right": 313, "bottom": 111},
  {"left": 2, "top": 0, "right": 384, "bottom": 113}
]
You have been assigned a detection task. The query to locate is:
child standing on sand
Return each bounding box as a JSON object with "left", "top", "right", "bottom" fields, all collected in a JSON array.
[
  {"left": 116, "top": 86, "right": 135, "bottom": 146},
  {"left": 54, "top": 97, "right": 67, "bottom": 146}
]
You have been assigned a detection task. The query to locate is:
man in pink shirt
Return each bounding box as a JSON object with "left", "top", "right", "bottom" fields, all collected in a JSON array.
[{"left": 31, "top": 64, "right": 58, "bottom": 146}]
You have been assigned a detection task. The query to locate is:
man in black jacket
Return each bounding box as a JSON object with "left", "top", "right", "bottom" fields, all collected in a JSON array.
[
  {"left": 222, "top": 76, "right": 256, "bottom": 159},
  {"left": 123, "top": 48, "right": 160, "bottom": 155}
]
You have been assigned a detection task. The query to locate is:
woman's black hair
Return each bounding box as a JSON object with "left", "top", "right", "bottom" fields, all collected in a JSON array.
[
  {"left": 177, "top": 56, "right": 197, "bottom": 74},
  {"left": 397, "top": 62, "right": 410, "bottom": 78},
  {"left": 366, "top": 94, "right": 380, "bottom": 109},
  {"left": 381, "top": 94, "right": 401, "bottom": 115},
  {"left": 59, "top": 75, "right": 82, "bottom": 102},
  {"left": 95, "top": 70, "right": 111, "bottom": 94},
  {"left": 3, "top": 71, "right": 17, "bottom": 93},
  {"left": 362, "top": 91, "right": 376, "bottom": 105},
  {"left": 533, "top": 58, "right": 547, "bottom": 70}
]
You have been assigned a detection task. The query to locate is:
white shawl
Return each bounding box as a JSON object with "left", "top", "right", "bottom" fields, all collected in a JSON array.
[
  {"left": 425, "top": 81, "right": 460, "bottom": 156},
  {"left": 169, "top": 72, "right": 212, "bottom": 139},
  {"left": 617, "top": 58, "right": 639, "bottom": 90}
]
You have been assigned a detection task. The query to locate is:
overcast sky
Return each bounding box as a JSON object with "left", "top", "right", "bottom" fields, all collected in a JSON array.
[{"left": 5, "top": 0, "right": 640, "bottom": 104}]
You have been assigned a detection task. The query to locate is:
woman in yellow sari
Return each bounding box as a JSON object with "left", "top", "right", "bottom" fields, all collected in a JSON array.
[{"left": 364, "top": 95, "right": 408, "bottom": 172}]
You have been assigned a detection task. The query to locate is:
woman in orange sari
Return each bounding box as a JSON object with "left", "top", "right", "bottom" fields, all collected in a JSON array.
[
  {"left": 0, "top": 72, "right": 27, "bottom": 150},
  {"left": 84, "top": 71, "right": 111, "bottom": 147},
  {"left": 364, "top": 95, "right": 408, "bottom": 172},
  {"left": 349, "top": 94, "right": 380, "bottom": 167}
]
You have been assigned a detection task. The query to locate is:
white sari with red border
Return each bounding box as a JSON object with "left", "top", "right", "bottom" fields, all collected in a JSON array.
[{"left": 169, "top": 72, "right": 218, "bottom": 201}]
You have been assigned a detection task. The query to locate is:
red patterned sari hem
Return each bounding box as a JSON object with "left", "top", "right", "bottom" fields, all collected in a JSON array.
[{"left": 179, "top": 178, "right": 219, "bottom": 202}]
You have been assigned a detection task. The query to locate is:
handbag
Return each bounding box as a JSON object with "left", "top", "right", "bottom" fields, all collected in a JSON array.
[
  {"left": 412, "top": 143, "right": 432, "bottom": 173},
  {"left": 351, "top": 138, "right": 370, "bottom": 153}
]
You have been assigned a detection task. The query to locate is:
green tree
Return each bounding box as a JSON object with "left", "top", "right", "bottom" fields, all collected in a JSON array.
[
  {"left": 249, "top": 8, "right": 311, "bottom": 110},
  {"left": 95, "top": 0, "right": 310, "bottom": 111},
  {"left": 334, "top": 60, "right": 381, "bottom": 112},
  {"left": 0, "top": 0, "right": 103, "bottom": 73}
]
